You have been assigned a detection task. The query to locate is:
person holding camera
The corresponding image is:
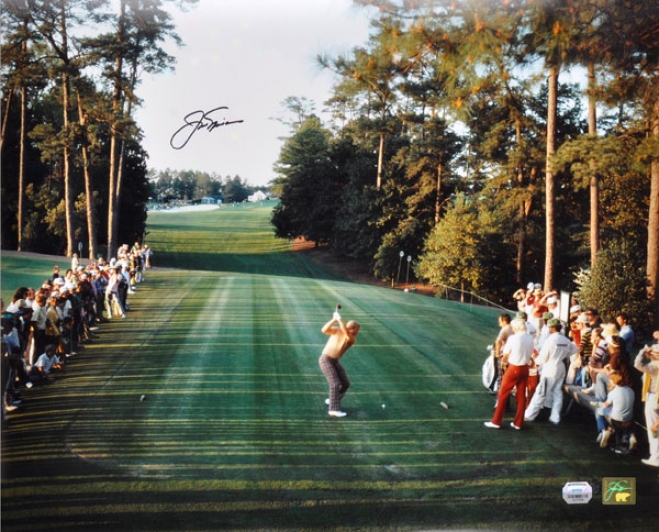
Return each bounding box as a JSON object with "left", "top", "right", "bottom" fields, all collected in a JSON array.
[{"left": 318, "top": 307, "right": 360, "bottom": 418}]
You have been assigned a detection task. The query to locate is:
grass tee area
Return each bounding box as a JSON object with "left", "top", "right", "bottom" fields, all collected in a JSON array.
[{"left": 2, "top": 202, "right": 657, "bottom": 531}]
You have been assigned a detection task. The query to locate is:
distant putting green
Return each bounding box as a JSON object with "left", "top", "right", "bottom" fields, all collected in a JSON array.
[{"left": 1, "top": 202, "right": 657, "bottom": 531}]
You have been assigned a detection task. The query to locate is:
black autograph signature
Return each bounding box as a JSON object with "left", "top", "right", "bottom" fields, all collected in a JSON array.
[{"left": 170, "top": 106, "right": 244, "bottom": 150}]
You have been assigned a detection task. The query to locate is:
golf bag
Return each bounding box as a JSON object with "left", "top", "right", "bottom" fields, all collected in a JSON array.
[{"left": 482, "top": 346, "right": 499, "bottom": 394}]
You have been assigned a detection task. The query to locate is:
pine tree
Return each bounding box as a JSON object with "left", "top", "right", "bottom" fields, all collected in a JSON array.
[
  {"left": 0, "top": 1, "right": 46, "bottom": 251},
  {"left": 272, "top": 116, "right": 340, "bottom": 245},
  {"left": 92, "top": 0, "right": 194, "bottom": 258}
]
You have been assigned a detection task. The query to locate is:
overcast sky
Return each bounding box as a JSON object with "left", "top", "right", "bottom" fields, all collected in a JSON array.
[{"left": 133, "top": 0, "right": 373, "bottom": 187}]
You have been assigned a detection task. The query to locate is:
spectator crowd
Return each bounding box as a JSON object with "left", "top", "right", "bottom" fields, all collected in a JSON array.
[
  {"left": 4, "top": 254, "right": 658, "bottom": 471},
  {"left": 1, "top": 243, "right": 152, "bottom": 425},
  {"left": 485, "top": 282, "right": 659, "bottom": 469}
]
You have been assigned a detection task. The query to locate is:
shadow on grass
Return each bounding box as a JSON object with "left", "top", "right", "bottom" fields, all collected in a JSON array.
[
  {"left": 155, "top": 249, "right": 343, "bottom": 282},
  {"left": 1, "top": 493, "right": 615, "bottom": 532}
]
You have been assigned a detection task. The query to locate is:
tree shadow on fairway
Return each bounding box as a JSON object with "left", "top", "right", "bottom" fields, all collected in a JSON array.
[{"left": 155, "top": 249, "right": 346, "bottom": 282}]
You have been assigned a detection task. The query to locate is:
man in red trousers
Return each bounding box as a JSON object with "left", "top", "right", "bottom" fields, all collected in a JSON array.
[{"left": 485, "top": 318, "right": 534, "bottom": 430}]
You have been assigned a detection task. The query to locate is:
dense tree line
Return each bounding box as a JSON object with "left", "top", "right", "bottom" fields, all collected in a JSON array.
[
  {"left": 147, "top": 169, "right": 266, "bottom": 204},
  {"left": 1, "top": 0, "right": 198, "bottom": 259},
  {"left": 271, "top": 0, "right": 659, "bottom": 330}
]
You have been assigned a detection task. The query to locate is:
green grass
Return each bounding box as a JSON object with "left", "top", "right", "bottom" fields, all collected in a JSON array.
[
  {"left": 2, "top": 203, "right": 658, "bottom": 531},
  {"left": 1, "top": 255, "right": 71, "bottom": 304},
  {"left": 144, "top": 201, "right": 318, "bottom": 277}
]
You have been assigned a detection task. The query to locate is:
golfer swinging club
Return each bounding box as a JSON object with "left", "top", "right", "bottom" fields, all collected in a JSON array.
[{"left": 319, "top": 306, "right": 360, "bottom": 418}]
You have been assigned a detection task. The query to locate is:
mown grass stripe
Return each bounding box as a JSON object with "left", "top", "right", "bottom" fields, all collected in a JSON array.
[
  {"left": 2, "top": 475, "right": 569, "bottom": 495},
  {"left": 3, "top": 203, "right": 657, "bottom": 532},
  {"left": 1, "top": 493, "right": 569, "bottom": 521}
]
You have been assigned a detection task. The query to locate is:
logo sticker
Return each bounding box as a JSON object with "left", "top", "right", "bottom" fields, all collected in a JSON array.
[
  {"left": 602, "top": 477, "right": 636, "bottom": 505},
  {"left": 562, "top": 481, "right": 592, "bottom": 504}
]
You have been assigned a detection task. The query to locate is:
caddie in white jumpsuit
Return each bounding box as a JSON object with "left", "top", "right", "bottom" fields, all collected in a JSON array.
[{"left": 525, "top": 319, "right": 577, "bottom": 425}]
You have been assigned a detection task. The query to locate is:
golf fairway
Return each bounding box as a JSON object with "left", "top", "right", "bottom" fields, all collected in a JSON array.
[{"left": 2, "top": 202, "right": 657, "bottom": 531}]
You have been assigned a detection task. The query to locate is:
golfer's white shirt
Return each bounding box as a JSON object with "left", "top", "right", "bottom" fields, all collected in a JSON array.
[{"left": 503, "top": 332, "right": 535, "bottom": 366}]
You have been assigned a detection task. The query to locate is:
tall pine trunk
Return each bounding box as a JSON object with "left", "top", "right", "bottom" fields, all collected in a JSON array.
[
  {"left": 648, "top": 95, "right": 659, "bottom": 328},
  {"left": 113, "top": 54, "right": 139, "bottom": 251},
  {"left": 514, "top": 118, "right": 531, "bottom": 286},
  {"left": 76, "top": 90, "right": 97, "bottom": 259},
  {"left": 587, "top": 62, "right": 600, "bottom": 267},
  {"left": 59, "top": 3, "right": 75, "bottom": 258},
  {"left": 544, "top": 64, "right": 559, "bottom": 292},
  {"left": 107, "top": 0, "right": 126, "bottom": 260},
  {"left": 376, "top": 132, "right": 384, "bottom": 188},
  {"left": 434, "top": 161, "right": 442, "bottom": 224},
  {"left": 14, "top": 19, "right": 28, "bottom": 252},
  {"left": 18, "top": 84, "right": 26, "bottom": 251},
  {"left": 0, "top": 89, "right": 12, "bottom": 151}
]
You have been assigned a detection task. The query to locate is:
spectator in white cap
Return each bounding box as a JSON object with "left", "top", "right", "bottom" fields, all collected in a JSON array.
[
  {"left": 568, "top": 304, "right": 581, "bottom": 327},
  {"left": 546, "top": 295, "right": 560, "bottom": 321}
]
